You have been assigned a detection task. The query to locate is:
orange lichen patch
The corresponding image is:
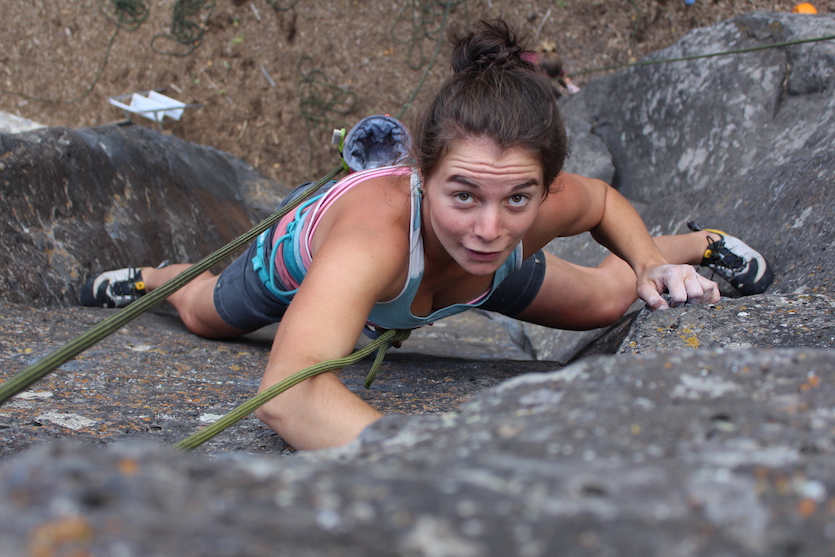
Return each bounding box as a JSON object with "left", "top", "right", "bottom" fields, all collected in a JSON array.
[
  {"left": 800, "top": 374, "right": 821, "bottom": 391},
  {"left": 28, "top": 515, "right": 93, "bottom": 557},
  {"left": 797, "top": 497, "right": 817, "bottom": 518},
  {"left": 681, "top": 335, "right": 700, "bottom": 349},
  {"left": 118, "top": 457, "right": 139, "bottom": 476}
]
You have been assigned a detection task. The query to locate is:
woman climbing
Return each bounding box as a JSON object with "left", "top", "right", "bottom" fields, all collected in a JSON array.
[{"left": 81, "top": 20, "right": 772, "bottom": 450}]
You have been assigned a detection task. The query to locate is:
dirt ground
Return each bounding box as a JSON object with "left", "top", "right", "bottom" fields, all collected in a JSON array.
[{"left": 0, "top": 0, "right": 824, "bottom": 188}]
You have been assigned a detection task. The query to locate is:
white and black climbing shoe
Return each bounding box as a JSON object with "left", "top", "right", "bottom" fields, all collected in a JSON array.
[
  {"left": 688, "top": 221, "right": 774, "bottom": 295},
  {"left": 80, "top": 267, "right": 147, "bottom": 308}
]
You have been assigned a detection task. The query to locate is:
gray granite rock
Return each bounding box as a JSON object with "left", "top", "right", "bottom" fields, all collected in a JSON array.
[
  {"left": 0, "top": 124, "right": 285, "bottom": 309},
  {"left": 0, "top": 300, "right": 547, "bottom": 461},
  {"left": 620, "top": 293, "right": 835, "bottom": 355},
  {"left": 2, "top": 345, "right": 835, "bottom": 555},
  {"left": 490, "top": 11, "right": 835, "bottom": 360},
  {"left": 640, "top": 150, "right": 835, "bottom": 295},
  {"left": 561, "top": 11, "right": 835, "bottom": 203}
]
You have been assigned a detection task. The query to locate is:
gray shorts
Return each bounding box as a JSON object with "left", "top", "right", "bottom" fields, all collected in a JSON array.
[
  {"left": 480, "top": 250, "right": 547, "bottom": 317},
  {"left": 213, "top": 236, "right": 291, "bottom": 332}
]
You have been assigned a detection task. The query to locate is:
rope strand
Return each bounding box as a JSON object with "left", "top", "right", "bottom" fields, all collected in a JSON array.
[
  {"left": 174, "top": 329, "right": 410, "bottom": 450},
  {"left": 568, "top": 33, "right": 835, "bottom": 78},
  {"left": 151, "top": 0, "right": 218, "bottom": 57}
]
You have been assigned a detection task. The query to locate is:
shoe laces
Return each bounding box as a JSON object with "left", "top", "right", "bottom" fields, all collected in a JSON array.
[
  {"left": 109, "top": 268, "right": 144, "bottom": 298},
  {"left": 704, "top": 236, "right": 746, "bottom": 272}
]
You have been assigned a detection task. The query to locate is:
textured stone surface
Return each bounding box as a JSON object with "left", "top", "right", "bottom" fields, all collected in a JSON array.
[
  {"left": 562, "top": 11, "right": 835, "bottom": 203},
  {"left": 620, "top": 294, "right": 835, "bottom": 355},
  {"left": 504, "top": 12, "right": 835, "bottom": 361},
  {"left": 0, "top": 301, "right": 547, "bottom": 461},
  {"left": 0, "top": 124, "right": 283, "bottom": 308},
  {"left": 640, "top": 150, "right": 835, "bottom": 296},
  {"left": 2, "top": 346, "right": 835, "bottom": 556}
]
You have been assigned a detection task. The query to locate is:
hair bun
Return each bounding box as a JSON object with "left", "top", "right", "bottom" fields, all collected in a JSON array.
[{"left": 449, "top": 20, "right": 533, "bottom": 74}]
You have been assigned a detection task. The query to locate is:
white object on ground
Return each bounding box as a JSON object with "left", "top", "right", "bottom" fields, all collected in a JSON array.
[
  {"left": 0, "top": 111, "right": 46, "bottom": 134},
  {"left": 109, "top": 90, "right": 188, "bottom": 123}
]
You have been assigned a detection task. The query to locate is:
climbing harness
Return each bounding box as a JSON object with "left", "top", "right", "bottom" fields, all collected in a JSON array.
[{"left": 252, "top": 191, "right": 327, "bottom": 303}]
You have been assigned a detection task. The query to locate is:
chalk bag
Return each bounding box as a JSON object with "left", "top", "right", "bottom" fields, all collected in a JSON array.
[{"left": 336, "top": 114, "right": 412, "bottom": 172}]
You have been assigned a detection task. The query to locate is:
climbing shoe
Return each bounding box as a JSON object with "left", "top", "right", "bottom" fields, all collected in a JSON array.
[
  {"left": 81, "top": 267, "right": 147, "bottom": 308},
  {"left": 688, "top": 221, "right": 774, "bottom": 295}
]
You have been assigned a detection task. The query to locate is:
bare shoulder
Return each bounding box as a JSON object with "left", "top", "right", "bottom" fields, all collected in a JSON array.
[
  {"left": 308, "top": 170, "right": 413, "bottom": 301},
  {"left": 312, "top": 171, "right": 412, "bottom": 249}
]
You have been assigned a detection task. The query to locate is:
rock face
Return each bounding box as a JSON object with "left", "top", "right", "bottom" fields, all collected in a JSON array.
[
  {"left": 0, "top": 124, "right": 282, "bottom": 308},
  {"left": 0, "top": 10, "right": 835, "bottom": 557},
  {"left": 566, "top": 11, "right": 835, "bottom": 204},
  {"left": 2, "top": 344, "right": 835, "bottom": 556},
  {"left": 523, "top": 10, "right": 835, "bottom": 360}
]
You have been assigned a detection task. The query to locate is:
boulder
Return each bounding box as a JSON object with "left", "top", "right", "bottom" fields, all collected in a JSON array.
[
  {"left": 2, "top": 342, "right": 835, "bottom": 555},
  {"left": 0, "top": 124, "right": 284, "bottom": 308},
  {"left": 563, "top": 11, "right": 835, "bottom": 203},
  {"left": 507, "top": 10, "right": 835, "bottom": 359}
]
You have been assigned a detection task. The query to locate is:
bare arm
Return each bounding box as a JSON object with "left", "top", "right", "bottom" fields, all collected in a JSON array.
[
  {"left": 529, "top": 173, "right": 718, "bottom": 309},
  {"left": 254, "top": 181, "right": 411, "bottom": 450}
]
